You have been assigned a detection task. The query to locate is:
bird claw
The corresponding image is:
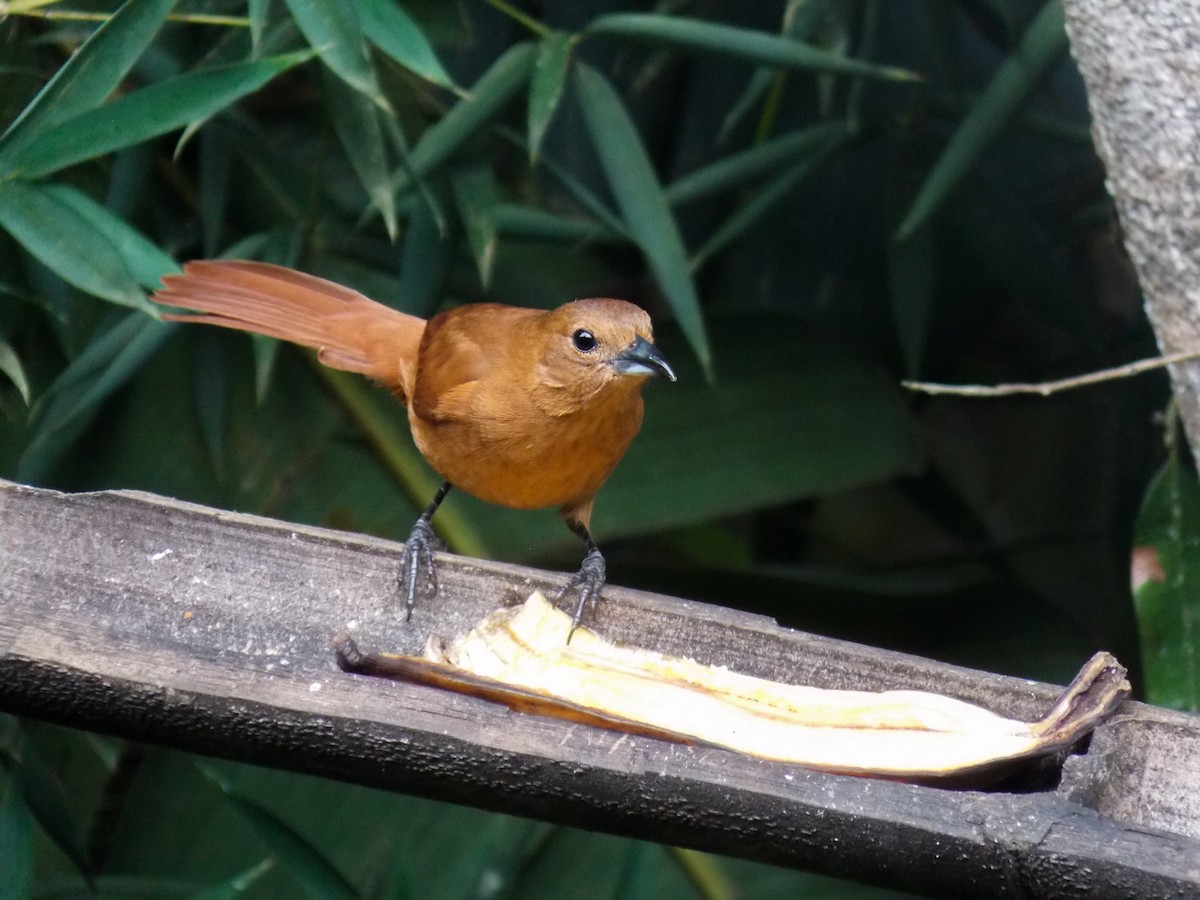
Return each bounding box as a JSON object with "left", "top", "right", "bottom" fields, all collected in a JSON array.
[
  {"left": 398, "top": 517, "right": 443, "bottom": 620},
  {"left": 553, "top": 546, "right": 607, "bottom": 641}
]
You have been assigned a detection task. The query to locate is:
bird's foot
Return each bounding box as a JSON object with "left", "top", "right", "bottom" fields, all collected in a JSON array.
[
  {"left": 398, "top": 517, "right": 444, "bottom": 620},
  {"left": 553, "top": 546, "right": 607, "bottom": 641}
]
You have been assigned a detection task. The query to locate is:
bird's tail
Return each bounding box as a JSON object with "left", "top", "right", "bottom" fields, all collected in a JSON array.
[{"left": 153, "top": 260, "right": 424, "bottom": 397}]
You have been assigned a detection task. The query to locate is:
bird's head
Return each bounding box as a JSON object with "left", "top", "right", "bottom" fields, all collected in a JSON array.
[{"left": 535, "top": 299, "right": 676, "bottom": 403}]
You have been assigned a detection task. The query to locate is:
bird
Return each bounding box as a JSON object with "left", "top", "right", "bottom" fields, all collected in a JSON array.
[{"left": 152, "top": 260, "right": 676, "bottom": 630}]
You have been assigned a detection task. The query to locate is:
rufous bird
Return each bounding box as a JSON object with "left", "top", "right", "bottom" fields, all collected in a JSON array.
[{"left": 152, "top": 260, "right": 676, "bottom": 629}]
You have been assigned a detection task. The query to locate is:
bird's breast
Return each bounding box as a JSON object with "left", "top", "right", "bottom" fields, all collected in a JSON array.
[{"left": 409, "top": 388, "right": 645, "bottom": 512}]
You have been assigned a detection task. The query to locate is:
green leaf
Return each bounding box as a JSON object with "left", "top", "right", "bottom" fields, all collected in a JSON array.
[
  {"left": 528, "top": 32, "right": 575, "bottom": 163},
  {"left": 450, "top": 165, "right": 499, "bottom": 288},
  {"left": 382, "top": 114, "right": 442, "bottom": 234},
  {"left": 665, "top": 847, "right": 737, "bottom": 900},
  {"left": 718, "top": 66, "right": 775, "bottom": 144},
  {"left": 587, "top": 13, "right": 920, "bottom": 82},
  {"left": 0, "top": 0, "right": 177, "bottom": 168},
  {"left": 358, "top": 0, "right": 455, "bottom": 89},
  {"left": 1133, "top": 450, "right": 1200, "bottom": 712},
  {"left": 10, "top": 50, "right": 315, "bottom": 179},
  {"left": 0, "top": 339, "right": 31, "bottom": 405},
  {"left": 596, "top": 316, "right": 920, "bottom": 535},
  {"left": 666, "top": 121, "right": 847, "bottom": 206},
  {"left": 719, "top": 0, "right": 839, "bottom": 142},
  {"left": 492, "top": 204, "right": 619, "bottom": 243},
  {"left": 197, "top": 764, "right": 360, "bottom": 900},
  {"left": 199, "top": 128, "right": 234, "bottom": 257},
  {"left": 574, "top": 63, "right": 711, "bottom": 379},
  {"left": 3, "top": 741, "right": 94, "bottom": 889},
  {"left": 0, "top": 180, "right": 145, "bottom": 309},
  {"left": 402, "top": 42, "right": 537, "bottom": 186},
  {"left": 248, "top": 0, "right": 271, "bottom": 56},
  {"left": 691, "top": 132, "right": 847, "bottom": 269},
  {"left": 192, "top": 330, "right": 230, "bottom": 480},
  {"left": 33, "top": 875, "right": 201, "bottom": 898},
  {"left": 281, "top": 0, "right": 385, "bottom": 109},
  {"left": 193, "top": 858, "right": 277, "bottom": 900},
  {"left": 0, "top": 767, "right": 33, "bottom": 900},
  {"left": 19, "top": 314, "right": 176, "bottom": 483},
  {"left": 895, "top": 0, "right": 1067, "bottom": 240},
  {"left": 888, "top": 225, "right": 936, "bottom": 377},
  {"left": 497, "top": 125, "right": 629, "bottom": 239},
  {"left": 399, "top": 187, "right": 458, "bottom": 317},
  {"left": 611, "top": 843, "right": 659, "bottom": 900},
  {"left": 39, "top": 182, "right": 181, "bottom": 289},
  {"left": 323, "top": 68, "right": 397, "bottom": 239}
]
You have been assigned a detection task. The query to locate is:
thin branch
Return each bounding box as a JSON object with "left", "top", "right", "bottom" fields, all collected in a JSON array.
[
  {"left": 483, "top": 0, "right": 550, "bottom": 37},
  {"left": 1, "top": 6, "right": 251, "bottom": 26},
  {"left": 903, "top": 348, "right": 1200, "bottom": 397}
]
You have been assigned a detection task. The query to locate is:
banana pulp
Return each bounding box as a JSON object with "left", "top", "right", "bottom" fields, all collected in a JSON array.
[{"left": 338, "top": 592, "right": 1129, "bottom": 780}]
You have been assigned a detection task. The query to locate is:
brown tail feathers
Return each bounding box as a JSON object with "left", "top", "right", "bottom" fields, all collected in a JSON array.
[{"left": 153, "top": 260, "right": 425, "bottom": 398}]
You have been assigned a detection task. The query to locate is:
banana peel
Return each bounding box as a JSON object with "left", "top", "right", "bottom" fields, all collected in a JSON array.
[{"left": 336, "top": 592, "right": 1129, "bottom": 781}]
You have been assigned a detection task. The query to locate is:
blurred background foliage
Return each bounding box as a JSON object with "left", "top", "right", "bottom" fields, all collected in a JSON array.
[{"left": 0, "top": 0, "right": 1189, "bottom": 896}]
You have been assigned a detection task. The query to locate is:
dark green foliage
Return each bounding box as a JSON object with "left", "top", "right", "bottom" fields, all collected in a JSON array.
[
  {"left": 1133, "top": 418, "right": 1200, "bottom": 712},
  {"left": 0, "top": 0, "right": 1182, "bottom": 897}
]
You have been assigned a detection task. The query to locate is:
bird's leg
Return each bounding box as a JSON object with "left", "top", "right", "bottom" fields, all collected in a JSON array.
[
  {"left": 398, "top": 481, "right": 452, "bottom": 620},
  {"left": 553, "top": 520, "right": 607, "bottom": 641}
]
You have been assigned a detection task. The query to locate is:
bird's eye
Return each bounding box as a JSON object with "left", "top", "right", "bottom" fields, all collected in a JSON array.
[{"left": 572, "top": 329, "right": 598, "bottom": 353}]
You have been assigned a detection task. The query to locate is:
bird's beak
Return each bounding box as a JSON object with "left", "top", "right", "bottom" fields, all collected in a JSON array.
[{"left": 612, "top": 335, "right": 677, "bottom": 382}]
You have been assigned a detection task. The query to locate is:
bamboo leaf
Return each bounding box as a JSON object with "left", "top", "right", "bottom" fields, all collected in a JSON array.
[
  {"left": 574, "top": 63, "right": 711, "bottom": 378},
  {"left": 528, "top": 32, "right": 575, "bottom": 163},
  {"left": 402, "top": 42, "right": 536, "bottom": 185},
  {"left": 0, "top": 180, "right": 145, "bottom": 309},
  {"left": 199, "top": 128, "right": 234, "bottom": 256},
  {"left": 191, "top": 330, "right": 230, "bottom": 480},
  {"left": 248, "top": 0, "right": 270, "bottom": 55},
  {"left": 197, "top": 764, "right": 359, "bottom": 900},
  {"left": 889, "top": 225, "right": 936, "bottom": 377},
  {"left": 666, "top": 848, "right": 737, "bottom": 900},
  {"left": 895, "top": 0, "right": 1067, "bottom": 240},
  {"left": 718, "top": 0, "right": 836, "bottom": 142},
  {"left": 193, "top": 859, "right": 277, "bottom": 900},
  {"left": 358, "top": 0, "right": 454, "bottom": 89},
  {"left": 1133, "top": 449, "right": 1200, "bottom": 712},
  {"left": 666, "top": 121, "right": 846, "bottom": 206},
  {"left": 19, "top": 314, "right": 176, "bottom": 482},
  {"left": 450, "top": 165, "right": 499, "bottom": 288},
  {"left": 0, "top": 768, "right": 33, "bottom": 900},
  {"left": 0, "top": 0, "right": 177, "bottom": 168},
  {"left": 399, "top": 187, "right": 457, "bottom": 317},
  {"left": 587, "top": 13, "right": 920, "bottom": 82},
  {"left": 611, "top": 843, "right": 658, "bottom": 900},
  {"left": 691, "top": 132, "right": 847, "bottom": 269},
  {"left": 11, "top": 50, "right": 315, "bottom": 178},
  {"left": 598, "top": 316, "right": 921, "bottom": 536},
  {"left": 281, "top": 0, "right": 385, "bottom": 108},
  {"left": 497, "top": 124, "right": 629, "bottom": 239},
  {"left": 0, "top": 339, "right": 31, "bottom": 405},
  {"left": 323, "top": 68, "right": 397, "bottom": 239},
  {"left": 3, "top": 743, "right": 94, "bottom": 889},
  {"left": 38, "top": 183, "right": 181, "bottom": 289},
  {"left": 492, "top": 204, "right": 618, "bottom": 243},
  {"left": 718, "top": 67, "right": 774, "bottom": 144}
]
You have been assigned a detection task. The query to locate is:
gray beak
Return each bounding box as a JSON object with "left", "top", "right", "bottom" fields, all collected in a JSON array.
[{"left": 612, "top": 335, "right": 677, "bottom": 382}]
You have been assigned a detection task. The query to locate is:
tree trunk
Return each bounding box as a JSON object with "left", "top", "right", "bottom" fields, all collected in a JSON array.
[{"left": 1063, "top": 0, "right": 1200, "bottom": 465}]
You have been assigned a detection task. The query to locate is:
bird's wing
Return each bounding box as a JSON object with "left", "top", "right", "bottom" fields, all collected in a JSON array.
[{"left": 410, "top": 304, "right": 538, "bottom": 425}]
